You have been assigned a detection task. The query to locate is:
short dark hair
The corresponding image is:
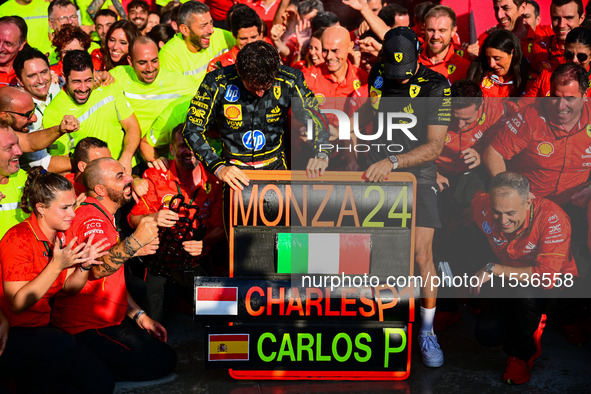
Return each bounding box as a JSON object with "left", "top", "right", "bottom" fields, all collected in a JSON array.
[
  {"left": 171, "top": 123, "right": 184, "bottom": 143},
  {"left": 378, "top": 4, "right": 409, "bottom": 27},
  {"left": 48, "top": 0, "right": 76, "bottom": 19},
  {"left": 73, "top": 137, "right": 109, "bottom": 170},
  {"left": 298, "top": 0, "right": 324, "bottom": 16},
  {"left": 525, "top": 0, "right": 541, "bottom": 17},
  {"left": 414, "top": 1, "right": 434, "bottom": 22},
  {"left": 21, "top": 166, "right": 73, "bottom": 214},
  {"left": 550, "top": 62, "right": 589, "bottom": 94},
  {"left": 161, "top": 1, "right": 181, "bottom": 25},
  {"left": 236, "top": 41, "right": 280, "bottom": 89},
  {"left": 451, "top": 79, "right": 483, "bottom": 110},
  {"left": 490, "top": 172, "right": 530, "bottom": 203},
  {"left": 177, "top": 1, "right": 210, "bottom": 27},
  {"left": 551, "top": 0, "right": 584, "bottom": 17},
  {"left": 127, "top": 0, "right": 149, "bottom": 13},
  {"left": 147, "top": 23, "right": 175, "bottom": 46},
  {"left": 311, "top": 11, "right": 338, "bottom": 33},
  {"left": 94, "top": 8, "right": 118, "bottom": 23},
  {"left": 13, "top": 47, "right": 50, "bottom": 80},
  {"left": 63, "top": 49, "right": 93, "bottom": 79},
  {"left": 565, "top": 26, "right": 591, "bottom": 48},
  {"left": 0, "top": 16, "right": 27, "bottom": 44},
  {"left": 230, "top": 6, "right": 262, "bottom": 37}
]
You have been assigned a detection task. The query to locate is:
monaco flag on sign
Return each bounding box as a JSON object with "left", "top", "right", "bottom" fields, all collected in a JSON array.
[{"left": 195, "top": 287, "right": 238, "bottom": 315}]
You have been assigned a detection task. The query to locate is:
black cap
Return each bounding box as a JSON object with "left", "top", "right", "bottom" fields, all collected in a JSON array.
[{"left": 383, "top": 27, "right": 420, "bottom": 80}]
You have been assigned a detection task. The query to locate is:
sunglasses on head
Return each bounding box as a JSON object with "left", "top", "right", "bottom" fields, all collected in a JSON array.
[
  {"left": 565, "top": 51, "right": 589, "bottom": 63},
  {"left": 5, "top": 104, "right": 37, "bottom": 121}
]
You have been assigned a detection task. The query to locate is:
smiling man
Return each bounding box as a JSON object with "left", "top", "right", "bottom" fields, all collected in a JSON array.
[
  {"left": 0, "top": 17, "right": 27, "bottom": 86},
  {"left": 484, "top": 63, "right": 590, "bottom": 205},
  {"left": 127, "top": 0, "right": 149, "bottom": 34},
  {"left": 159, "top": 0, "right": 234, "bottom": 85},
  {"left": 471, "top": 171, "right": 577, "bottom": 384},
  {"left": 43, "top": 50, "right": 140, "bottom": 173},
  {"left": 109, "top": 36, "right": 198, "bottom": 162},
  {"left": 531, "top": 0, "right": 585, "bottom": 72},
  {"left": 0, "top": 120, "right": 27, "bottom": 238},
  {"left": 418, "top": 6, "right": 470, "bottom": 84}
]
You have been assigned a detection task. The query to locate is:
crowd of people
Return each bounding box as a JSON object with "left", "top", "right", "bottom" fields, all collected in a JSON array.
[{"left": 0, "top": 0, "right": 590, "bottom": 390}]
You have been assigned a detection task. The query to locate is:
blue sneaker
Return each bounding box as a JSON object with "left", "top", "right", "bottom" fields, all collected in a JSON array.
[{"left": 418, "top": 332, "right": 444, "bottom": 367}]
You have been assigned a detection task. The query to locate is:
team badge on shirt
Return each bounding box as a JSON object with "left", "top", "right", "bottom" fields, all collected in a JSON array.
[
  {"left": 274, "top": 86, "right": 281, "bottom": 100},
  {"left": 162, "top": 194, "right": 175, "bottom": 208},
  {"left": 409, "top": 84, "right": 421, "bottom": 98},
  {"left": 478, "top": 113, "right": 486, "bottom": 125},
  {"left": 224, "top": 104, "right": 242, "bottom": 121},
  {"left": 394, "top": 52, "right": 403, "bottom": 62},
  {"left": 447, "top": 64, "right": 456, "bottom": 75},
  {"left": 444, "top": 133, "right": 451, "bottom": 144},
  {"left": 587, "top": 125, "right": 591, "bottom": 138},
  {"left": 225, "top": 85, "right": 240, "bottom": 102},
  {"left": 537, "top": 142, "right": 554, "bottom": 157},
  {"left": 353, "top": 79, "right": 361, "bottom": 90}
]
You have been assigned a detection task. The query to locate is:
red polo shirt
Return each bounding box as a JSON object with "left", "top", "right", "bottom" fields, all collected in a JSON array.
[
  {"left": 531, "top": 34, "right": 565, "bottom": 73},
  {"left": 51, "top": 196, "right": 127, "bottom": 334},
  {"left": 437, "top": 99, "right": 510, "bottom": 175},
  {"left": 303, "top": 60, "right": 368, "bottom": 99},
  {"left": 235, "top": 0, "right": 279, "bottom": 33},
  {"left": 472, "top": 192, "right": 577, "bottom": 286},
  {"left": 0, "top": 214, "right": 67, "bottom": 327},
  {"left": 524, "top": 69, "right": 591, "bottom": 98},
  {"left": 0, "top": 67, "right": 17, "bottom": 86},
  {"left": 475, "top": 25, "right": 537, "bottom": 62},
  {"left": 65, "top": 172, "right": 87, "bottom": 196},
  {"left": 419, "top": 45, "right": 470, "bottom": 84},
  {"left": 490, "top": 102, "right": 591, "bottom": 205}
]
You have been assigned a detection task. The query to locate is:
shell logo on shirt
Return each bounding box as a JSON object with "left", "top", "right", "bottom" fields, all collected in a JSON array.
[
  {"left": 481, "top": 77, "right": 493, "bottom": 89},
  {"left": 370, "top": 87, "right": 381, "bottom": 109},
  {"left": 224, "top": 104, "right": 242, "bottom": 121},
  {"left": 315, "top": 94, "right": 326, "bottom": 105},
  {"left": 162, "top": 194, "right": 175, "bottom": 208},
  {"left": 537, "top": 142, "right": 555, "bottom": 157},
  {"left": 444, "top": 133, "right": 451, "bottom": 144}
]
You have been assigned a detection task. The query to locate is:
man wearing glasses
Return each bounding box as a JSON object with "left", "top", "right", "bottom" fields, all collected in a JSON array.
[
  {"left": 0, "top": 86, "right": 79, "bottom": 171},
  {"left": 47, "top": 0, "right": 80, "bottom": 65}
]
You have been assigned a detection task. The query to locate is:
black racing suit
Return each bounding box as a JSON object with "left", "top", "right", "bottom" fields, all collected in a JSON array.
[{"left": 183, "top": 65, "right": 330, "bottom": 173}]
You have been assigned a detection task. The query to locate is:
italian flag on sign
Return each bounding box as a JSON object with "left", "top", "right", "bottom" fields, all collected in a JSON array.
[{"left": 276, "top": 233, "right": 371, "bottom": 274}]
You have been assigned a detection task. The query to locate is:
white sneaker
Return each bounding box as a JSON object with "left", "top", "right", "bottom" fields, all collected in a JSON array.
[{"left": 418, "top": 332, "right": 444, "bottom": 367}]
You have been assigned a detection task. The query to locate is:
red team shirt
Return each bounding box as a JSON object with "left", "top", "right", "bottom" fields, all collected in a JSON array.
[
  {"left": 0, "top": 214, "right": 67, "bottom": 327},
  {"left": 418, "top": 45, "right": 470, "bottom": 85},
  {"left": 531, "top": 35, "right": 565, "bottom": 73},
  {"left": 490, "top": 102, "right": 591, "bottom": 205},
  {"left": 472, "top": 192, "right": 577, "bottom": 285},
  {"left": 524, "top": 68, "right": 591, "bottom": 98},
  {"left": 437, "top": 99, "right": 510, "bottom": 175},
  {"left": 303, "top": 60, "right": 368, "bottom": 99},
  {"left": 51, "top": 197, "right": 127, "bottom": 334}
]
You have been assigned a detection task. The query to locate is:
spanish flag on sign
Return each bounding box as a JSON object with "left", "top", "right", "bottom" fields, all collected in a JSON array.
[{"left": 208, "top": 334, "right": 250, "bottom": 361}]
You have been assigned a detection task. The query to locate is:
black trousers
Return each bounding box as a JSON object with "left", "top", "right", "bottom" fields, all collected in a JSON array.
[
  {"left": 75, "top": 318, "right": 177, "bottom": 382},
  {"left": 0, "top": 326, "right": 114, "bottom": 394}
]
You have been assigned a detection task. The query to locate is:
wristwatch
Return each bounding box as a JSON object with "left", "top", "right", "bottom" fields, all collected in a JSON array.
[
  {"left": 388, "top": 155, "right": 399, "bottom": 170},
  {"left": 316, "top": 152, "right": 329, "bottom": 160},
  {"left": 485, "top": 262, "right": 495, "bottom": 275}
]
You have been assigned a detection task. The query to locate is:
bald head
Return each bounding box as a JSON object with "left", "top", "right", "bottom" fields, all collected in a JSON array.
[
  {"left": 128, "top": 36, "right": 160, "bottom": 84},
  {"left": 83, "top": 157, "right": 113, "bottom": 192},
  {"left": 0, "top": 87, "right": 36, "bottom": 132},
  {"left": 320, "top": 25, "right": 352, "bottom": 76}
]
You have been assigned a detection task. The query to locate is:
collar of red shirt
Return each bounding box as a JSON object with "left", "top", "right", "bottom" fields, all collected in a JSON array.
[
  {"left": 168, "top": 160, "right": 209, "bottom": 191},
  {"left": 80, "top": 196, "right": 116, "bottom": 223},
  {"left": 545, "top": 100, "right": 591, "bottom": 137},
  {"left": 419, "top": 43, "right": 456, "bottom": 66},
  {"left": 25, "top": 213, "right": 53, "bottom": 244}
]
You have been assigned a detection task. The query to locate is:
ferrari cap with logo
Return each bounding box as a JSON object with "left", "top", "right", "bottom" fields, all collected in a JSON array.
[{"left": 383, "top": 27, "right": 420, "bottom": 80}]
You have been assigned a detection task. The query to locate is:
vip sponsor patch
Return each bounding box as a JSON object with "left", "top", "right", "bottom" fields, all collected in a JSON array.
[
  {"left": 549, "top": 224, "right": 562, "bottom": 234},
  {"left": 537, "top": 142, "right": 554, "bottom": 157}
]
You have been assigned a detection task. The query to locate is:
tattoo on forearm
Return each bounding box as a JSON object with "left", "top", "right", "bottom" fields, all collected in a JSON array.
[{"left": 86, "top": 0, "right": 107, "bottom": 19}]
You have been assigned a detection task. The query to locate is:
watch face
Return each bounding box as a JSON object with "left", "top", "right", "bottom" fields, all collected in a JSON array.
[{"left": 389, "top": 155, "right": 398, "bottom": 164}]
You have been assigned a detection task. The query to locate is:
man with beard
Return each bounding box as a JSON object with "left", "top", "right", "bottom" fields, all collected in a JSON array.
[
  {"left": 159, "top": 0, "right": 234, "bottom": 85},
  {"left": 129, "top": 125, "right": 224, "bottom": 319},
  {"left": 51, "top": 157, "right": 177, "bottom": 382},
  {"left": 43, "top": 50, "right": 140, "bottom": 174},
  {"left": 419, "top": 6, "right": 470, "bottom": 84},
  {"left": 93, "top": 9, "right": 117, "bottom": 45},
  {"left": 110, "top": 36, "right": 198, "bottom": 162},
  {"left": 0, "top": 86, "right": 79, "bottom": 172},
  {"left": 127, "top": 0, "right": 150, "bottom": 34}
]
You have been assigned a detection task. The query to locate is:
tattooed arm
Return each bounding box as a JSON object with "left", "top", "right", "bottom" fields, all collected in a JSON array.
[
  {"left": 91, "top": 217, "right": 158, "bottom": 279},
  {"left": 87, "top": 0, "right": 126, "bottom": 20}
]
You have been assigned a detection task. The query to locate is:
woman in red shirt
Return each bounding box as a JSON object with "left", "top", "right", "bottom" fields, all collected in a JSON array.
[
  {"left": 467, "top": 29, "right": 529, "bottom": 97},
  {"left": 0, "top": 167, "right": 112, "bottom": 393}
]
